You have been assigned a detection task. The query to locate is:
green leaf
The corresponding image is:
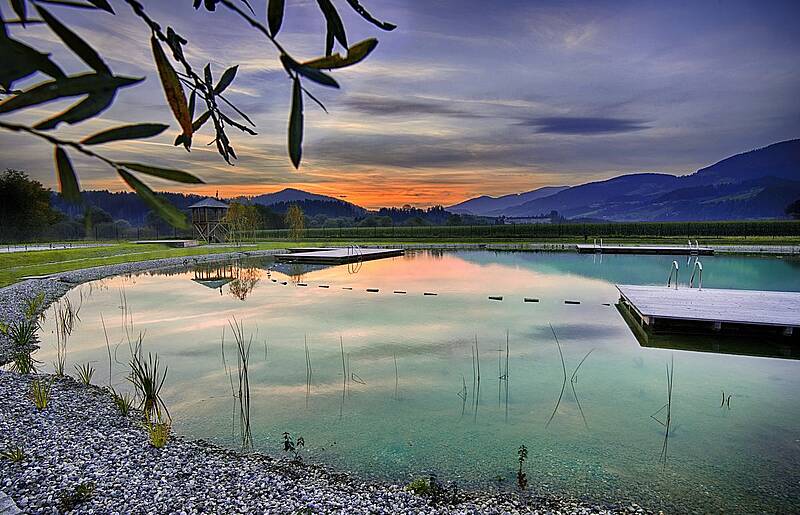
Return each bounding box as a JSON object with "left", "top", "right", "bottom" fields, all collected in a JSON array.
[
  {"left": 54, "top": 146, "right": 81, "bottom": 203},
  {"left": 214, "top": 65, "right": 238, "bottom": 95},
  {"left": 344, "top": 0, "right": 396, "bottom": 31},
  {"left": 86, "top": 0, "right": 114, "bottom": 13},
  {"left": 288, "top": 77, "right": 303, "bottom": 169},
  {"left": 151, "top": 36, "right": 192, "bottom": 143},
  {"left": 317, "top": 0, "right": 347, "bottom": 48},
  {"left": 280, "top": 54, "right": 339, "bottom": 89},
  {"left": 188, "top": 90, "right": 196, "bottom": 119},
  {"left": 119, "top": 163, "right": 203, "bottom": 184},
  {"left": 117, "top": 169, "right": 189, "bottom": 229},
  {"left": 80, "top": 123, "right": 168, "bottom": 145},
  {"left": 0, "top": 73, "right": 141, "bottom": 115},
  {"left": 0, "top": 37, "right": 65, "bottom": 89},
  {"left": 174, "top": 111, "right": 212, "bottom": 147},
  {"left": 10, "top": 0, "right": 27, "bottom": 26},
  {"left": 268, "top": 0, "right": 284, "bottom": 36},
  {"left": 35, "top": 5, "right": 110, "bottom": 74},
  {"left": 304, "top": 38, "right": 378, "bottom": 70},
  {"left": 33, "top": 89, "right": 115, "bottom": 130}
]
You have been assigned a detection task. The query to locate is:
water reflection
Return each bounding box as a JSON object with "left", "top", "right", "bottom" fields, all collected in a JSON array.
[{"left": 33, "top": 250, "right": 800, "bottom": 515}]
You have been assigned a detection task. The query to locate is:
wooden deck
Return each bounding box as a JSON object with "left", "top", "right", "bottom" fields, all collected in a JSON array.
[
  {"left": 274, "top": 247, "right": 404, "bottom": 264},
  {"left": 577, "top": 244, "right": 714, "bottom": 255},
  {"left": 617, "top": 284, "right": 799, "bottom": 335}
]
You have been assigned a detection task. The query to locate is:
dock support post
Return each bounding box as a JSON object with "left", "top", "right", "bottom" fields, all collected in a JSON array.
[
  {"left": 713, "top": 321, "right": 722, "bottom": 332},
  {"left": 783, "top": 327, "right": 794, "bottom": 337}
]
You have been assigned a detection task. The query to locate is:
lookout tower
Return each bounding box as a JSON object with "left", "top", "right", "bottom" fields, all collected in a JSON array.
[{"left": 189, "top": 197, "right": 229, "bottom": 243}]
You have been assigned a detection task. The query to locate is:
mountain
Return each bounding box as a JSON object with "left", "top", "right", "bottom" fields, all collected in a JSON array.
[
  {"left": 447, "top": 186, "right": 568, "bottom": 215},
  {"left": 501, "top": 139, "right": 800, "bottom": 221},
  {"left": 247, "top": 188, "right": 348, "bottom": 206}
]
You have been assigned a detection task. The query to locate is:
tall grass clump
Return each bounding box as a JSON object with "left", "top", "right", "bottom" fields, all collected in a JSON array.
[
  {"left": 52, "top": 297, "right": 80, "bottom": 376},
  {"left": 30, "top": 377, "right": 53, "bottom": 410},
  {"left": 2, "top": 318, "right": 40, "bottom": 374},
  {"left": 109, "top": 387, "right": 134, "bottom": 417},
  {"left": 74, "top": 362, "right": 95, "bottom": 385},
  {"left": 127, "top": 351, "right": 169, "bottom": 422},
  {"left": 145, "top": 419, "right": 171, "bottom": 448},
  {"left": 0, "top": 445, "right": 25, "bottom": 462}
]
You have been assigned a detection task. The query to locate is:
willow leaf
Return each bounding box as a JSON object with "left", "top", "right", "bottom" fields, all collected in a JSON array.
[
  {"left": 214, "top": 65, "right": 238, "bottom": 95},
  {"left": 36, "top": 5, "right": 110, "bottom": 74},
  {"left": 34, "top": 89, "right": 115, "bottom": 130},
  {"left": 288, "top": 77, "right": 303, "bottom": 169},
  {"left": 119, "top": 163, "right": 203, "bottom": 184},
  {"left": 268, "top": 0, "right": 284, "bottom": 36},
  {"left": 317, "top": 0, "right": 347, "bottom": 48},
  {"left": 117, "top": 170, "right": 189, "bottom": 229},
  {"left": 304, "top": 38, "right": 378, "bottom": 70},
  {"left": 0, "top": 73, "right": 141, "bottom": 114},
  {"left": 151, "top": 36, "right": 192, "bottom": 143},
  {"left": 344, "top": 0, "right": 396, "bottom": 30},
  {"left": 54, "top": 147, "right": 81, "bottom": 203},
  {"left": 81, "top": 123, "right": 168, "bottom": 145},
  {"left": 280, "top": 54, "right": 339, "bottom": 88}
]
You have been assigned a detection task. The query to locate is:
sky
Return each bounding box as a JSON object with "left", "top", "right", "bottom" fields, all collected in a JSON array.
[{"left": 1, "top": 0, "right": 799, "bottom": 209}]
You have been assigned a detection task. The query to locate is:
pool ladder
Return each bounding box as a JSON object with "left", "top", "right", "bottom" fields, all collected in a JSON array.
[{"left": 667, "top": 259, "right": 703, "bottom": 290}]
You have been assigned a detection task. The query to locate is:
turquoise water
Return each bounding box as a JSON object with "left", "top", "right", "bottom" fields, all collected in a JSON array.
[{"left": 37, "top": 251, "right": 800, "bottom": 513}]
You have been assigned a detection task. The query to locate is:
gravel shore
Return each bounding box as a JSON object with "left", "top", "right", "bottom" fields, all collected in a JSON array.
[
  {"left": 0, "top": 372, "right": 648, "bottom": 514},
  {"left": 0, "top": 249, "right": 652, "bottom": 514}
]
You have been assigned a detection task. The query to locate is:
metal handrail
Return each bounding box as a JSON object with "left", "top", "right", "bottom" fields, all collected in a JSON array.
[
  {"left": 667, "top": 260, "right": 679, "bottom": 289},
  {"left": 689, "top": 260, "right": 703, "bottom": 289}
]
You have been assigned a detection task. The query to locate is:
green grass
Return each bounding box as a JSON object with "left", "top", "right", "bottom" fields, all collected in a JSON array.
[{"left": 0, "top": 242, "right": 288, "bottom": 287}]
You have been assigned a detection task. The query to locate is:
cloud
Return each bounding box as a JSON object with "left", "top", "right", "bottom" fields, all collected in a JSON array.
[
  {"left": 519, "top": 116, "right": 650, "bottom": 135},
  {"left": 341, "top": 94, "right": 483, "bottom": 119}
]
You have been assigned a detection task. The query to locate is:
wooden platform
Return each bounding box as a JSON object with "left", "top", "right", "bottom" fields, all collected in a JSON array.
[
  {"left": 617, "top": 284, "right": 799, "bottom": 335},
  {"left": 134, "top": 239, "right": 199, "bottom": 248},
  {"left": 577, "top": 244, "right": 714, "bottom": 255},
  {"left": 274, "top": 247, "right": 404, "bottom": 264}
]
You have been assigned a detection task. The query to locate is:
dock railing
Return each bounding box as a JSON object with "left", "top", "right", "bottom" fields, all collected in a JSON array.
[{"left": 667, "top": 260, "right": 679, "bottom": 289}]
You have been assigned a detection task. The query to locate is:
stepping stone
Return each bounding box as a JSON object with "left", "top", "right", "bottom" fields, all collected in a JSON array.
[{"left": 0, "top": 492, "right": 21, "bottom": 515}]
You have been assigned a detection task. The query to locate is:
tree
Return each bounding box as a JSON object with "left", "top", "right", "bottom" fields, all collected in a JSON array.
[
  {"left": 0, "top": 169, "right": 61, "bottom": 242},
  {"left": 285, "top": 204, "right": 305, "bottom": 240},
  {"left": 786, "top": 199, "right": 800, "bottom": 219},
  {"left": 0, "top": 0, "right": 395, "bottom": 227},
  {"left": 225, "top": 202, "right": 261, "bottom": 244}
]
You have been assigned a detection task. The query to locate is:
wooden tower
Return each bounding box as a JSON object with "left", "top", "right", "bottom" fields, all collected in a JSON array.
[{"left": 189, "top": 197, "right": 230, "bottom": 243}]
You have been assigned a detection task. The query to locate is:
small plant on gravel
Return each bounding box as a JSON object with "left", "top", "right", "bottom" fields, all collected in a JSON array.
[
  {"left": 74, "top": 362, "right": 95, "bottom": 385},
  {"left": 406, "top": 475, "right": 459, "bottom": 505},
  {"left": 57, "top": 481, "right": 95, "bottom": 512},
  {"left": 282, "top": 432, "right": 305, "bottom": 462},
  {"left": 517, "top": 445, "right": 529, "bottom": 490},
  {"left": 146, "top": 418, "right": 171, "bottom": 449},
  {"left": 406, "top": 477, "right": 432, "bottom": 496},
  {"left": 30, "top": 377, "right": 53, "bottom": 410},
  {"left": 2, "top": 318, "right": 41, "bottom": 374},
  {"left": 24, "top": 292, "right": 47, "bottom": 321},
  {"left": 109, "top": 387, "right": 135, "bottom": 417},
  {"left": 0, "top": 445, "right": 25, "bottom": 462},
  {"left": 128, "top": 351, "right": 169, "bottom": 422}
]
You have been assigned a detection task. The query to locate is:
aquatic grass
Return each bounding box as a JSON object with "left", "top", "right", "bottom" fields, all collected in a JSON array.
[
  {"left": 74, "top": 362, "right": 95, "bottom": 385},
  {"left": 30, "top": 377, "right": 53, "bottom": 410},
  {"left": 546, "top": 323, "right": 568, "bottom": 428},
  {"left": 0, "top": 445, "right": 25, "bottom": 462},
  {"left": 282, "top": 432, "right": 305, "bottom": 462},
  {"left": 651, "top": 355, "right": 675, "bottom": 470},
  {"left": 227, "top": 318, "right": 253, "bottom": 451},
  {"left": 517, "top": 445, "right": 528, "bottom": 490},
  {"left": 110, "top": 387, "right": 134, "bottom": 417},
  {"left": 127, "top": 350, "right": 169, "bottom": 422},
  {"left": 145, "top": 418, "right": 171, "bottom": 448},
  {"left": 304, "top": 335, "right": 313, "bottom": 408}
]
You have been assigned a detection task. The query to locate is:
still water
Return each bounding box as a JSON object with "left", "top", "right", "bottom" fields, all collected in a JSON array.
[{"left": 38, "top": 251, "right": 800, "bottom": 513}]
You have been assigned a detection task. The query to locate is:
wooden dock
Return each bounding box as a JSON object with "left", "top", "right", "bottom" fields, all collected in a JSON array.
[
  {"left": 274, "top": 247, "right": 404, "bottom": 264},
  {"left": 577, "top": 244, "right": 714, "bottom": 255},
  {"left": 617, "top": 284, "right": 799, "bottom": 336}
]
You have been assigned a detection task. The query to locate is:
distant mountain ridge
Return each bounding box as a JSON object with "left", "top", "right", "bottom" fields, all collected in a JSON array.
[
  {"left": 447, "top": 186, "right": 568, "bottom": 216},
  {"left": 452, "top": 139, "right": 800, "bottom": 221}
]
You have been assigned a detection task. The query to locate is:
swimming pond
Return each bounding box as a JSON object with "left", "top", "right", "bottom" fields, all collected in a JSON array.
[{"left": 37, "top": 251, "right": 800, "bottom": 513}]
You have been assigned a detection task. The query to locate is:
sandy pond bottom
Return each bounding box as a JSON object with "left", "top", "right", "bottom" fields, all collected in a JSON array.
[{"left": 37, "top": 250, "right": 800, "bottom": 514}]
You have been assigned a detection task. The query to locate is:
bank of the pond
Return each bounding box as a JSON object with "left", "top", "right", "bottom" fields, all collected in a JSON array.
[
  {"left": 0, "top": 372, "right": 651, "bottom": 514},
  {"left": 0, "top": 252, "right": 654, "bottom": 514}
]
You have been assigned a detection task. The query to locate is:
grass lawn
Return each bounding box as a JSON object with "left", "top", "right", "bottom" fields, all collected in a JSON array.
[{"left": 0, "top": 242, "right": 291, "bottom": 288}]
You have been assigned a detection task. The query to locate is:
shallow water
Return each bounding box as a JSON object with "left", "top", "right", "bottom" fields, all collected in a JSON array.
[{"left": 37, "top": 251, "right": 800, "bottom": 513}]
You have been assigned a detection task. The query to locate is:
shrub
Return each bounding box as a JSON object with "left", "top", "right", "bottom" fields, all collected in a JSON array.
[{"left": 58, "top": 482, "right": 95, "bottom": 512}]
